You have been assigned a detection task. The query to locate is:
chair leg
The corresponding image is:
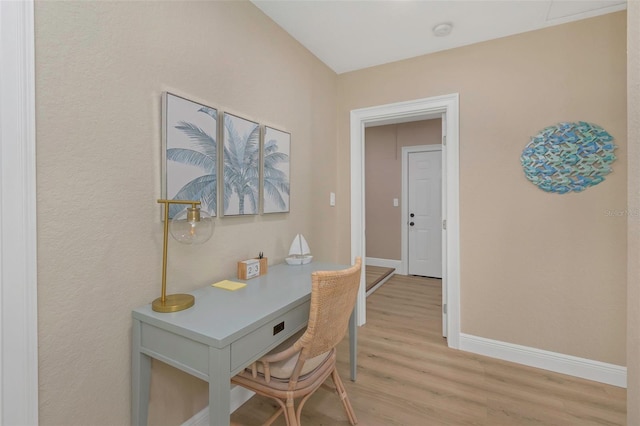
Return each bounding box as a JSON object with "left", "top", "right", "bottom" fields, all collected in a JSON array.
[
  {"left": 296, "top": 391, "right": 315, "bottom": 425},
  {"left": 331, "top": 368, "right": 358, "bottom": 425},
  {"left": 263, "top": 401, "right": 285, "bottom": 426},
  {"left": 285, "top": 396, "right": 298, "bottom": 426}
]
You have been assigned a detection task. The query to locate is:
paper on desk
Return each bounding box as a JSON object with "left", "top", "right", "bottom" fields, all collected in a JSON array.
[{"left": 212, "top": 280, "right": 246, "bottom": 291}]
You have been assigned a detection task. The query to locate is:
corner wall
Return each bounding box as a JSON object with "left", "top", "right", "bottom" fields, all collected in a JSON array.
[
  {"left": 338, "top": 12, "right": 627, "bottom": 366},
  {"left": 34, "top": 2, "right": 338, "bottom": 424}
]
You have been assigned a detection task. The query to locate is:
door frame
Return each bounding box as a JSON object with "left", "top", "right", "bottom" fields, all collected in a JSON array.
[
  {"left": 0, "top": 0, "right": 39, "bottom": 424},
  {"left": 350, "top": 93, "right": 460, "bottom": 349},
  {"left": 401, "top": 144, "right": 443, "bottom": 278}
]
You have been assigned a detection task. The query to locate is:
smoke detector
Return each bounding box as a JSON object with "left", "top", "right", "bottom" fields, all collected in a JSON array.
[{"left": 432, "top": 22, "right": 453, "bottom": 37}]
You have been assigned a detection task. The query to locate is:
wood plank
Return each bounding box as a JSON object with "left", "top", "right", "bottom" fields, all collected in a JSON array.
[
  {"left": 366, "top": 266, "right": 395, "bottom": 292},
  {"left": 231, "top": 274, "right": 626, "bottom": 425}
]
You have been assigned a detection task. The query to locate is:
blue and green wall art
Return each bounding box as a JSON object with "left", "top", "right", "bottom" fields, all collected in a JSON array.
[{"left": 520, "top": 122, "right": 616, "bottom": 194}]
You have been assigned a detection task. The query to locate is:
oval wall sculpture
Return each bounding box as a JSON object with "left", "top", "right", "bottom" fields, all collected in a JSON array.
[{"left": 520, "top": 122, "right": 616, "bottom": 194}]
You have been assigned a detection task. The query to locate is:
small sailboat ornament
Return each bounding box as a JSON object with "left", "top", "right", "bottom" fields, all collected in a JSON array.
[{"left": 285, "top": 234, "right": 313, "bottom": 265}]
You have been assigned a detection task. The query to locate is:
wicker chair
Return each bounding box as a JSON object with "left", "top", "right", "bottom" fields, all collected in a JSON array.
[{"left": 231, "top": 258, "right": 362, "bottom": 426}]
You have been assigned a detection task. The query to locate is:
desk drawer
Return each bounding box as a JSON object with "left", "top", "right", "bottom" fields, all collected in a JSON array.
[{"left": 230, "top": 301, "right": 309, "bottom": 373}]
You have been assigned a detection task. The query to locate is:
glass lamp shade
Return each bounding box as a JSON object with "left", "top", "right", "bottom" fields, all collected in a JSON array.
[{"left": 169, "top": 206, "right": 213, "bottom": 244}]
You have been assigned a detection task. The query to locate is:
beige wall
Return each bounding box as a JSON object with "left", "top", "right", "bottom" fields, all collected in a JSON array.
[
  {"left": 34, "top": 1, "right": 338, "bottom": 425},
  {"left": 365, "top": 120, "right": 441, "bottom": 259},
  {"left": 337, "top": 12, "right": 627, "bottom": 365},
  {"left": 34, "top": 2, "right": 635, "bottom": 424},
  {"left": 627, "top": 2, "right": 639, "bottom": 424}
]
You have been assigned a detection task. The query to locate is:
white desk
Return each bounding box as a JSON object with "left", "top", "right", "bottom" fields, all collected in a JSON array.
[{"left": 131, "top": 262, "right": 358, "bottom": 426}]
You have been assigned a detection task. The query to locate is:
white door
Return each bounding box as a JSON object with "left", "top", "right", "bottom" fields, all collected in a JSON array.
[{"left": 407, "top": 150, "right": 442, "bottom": 278}]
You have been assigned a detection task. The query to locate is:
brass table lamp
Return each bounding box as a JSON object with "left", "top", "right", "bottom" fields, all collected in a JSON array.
[{"left": 153, "top": 199, "right": 213, "bottom": 313}]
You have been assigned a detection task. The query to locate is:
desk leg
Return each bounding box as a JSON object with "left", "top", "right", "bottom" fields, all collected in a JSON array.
[
  {"left": 208, "top": 347, "right": 232, "bottom": 426},
  {"left": 349, "top": 309, "right": 357, "bottom": 381},
  {"left": 132, "top": 318, "right": 151, "bottom": 426}
]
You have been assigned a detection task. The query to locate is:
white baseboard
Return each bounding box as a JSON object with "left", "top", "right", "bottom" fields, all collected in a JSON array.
[
  {"left": 365, "top": 257, "right": 401, "bottom": 270},
  {"left": 181, "top": 385, "right": 255, "bottom": 426},
  {"left": 181, "top": 407, "right": 208, "bottom": 426},
  {"left": 459, "top": 333, "right": 627, "bottom": 388}
]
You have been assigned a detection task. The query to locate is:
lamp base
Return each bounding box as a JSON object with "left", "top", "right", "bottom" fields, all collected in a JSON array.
[{"left": 152, "top": 294, "right": 195, "bottom": 313}]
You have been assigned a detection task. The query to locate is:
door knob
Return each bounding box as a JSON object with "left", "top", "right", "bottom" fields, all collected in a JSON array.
[
  {"left": 410, "top": 213, "right": 415, "bottom": 217},
  {"left": 409, "top": 222, "right": 415, "bottom": 226}
]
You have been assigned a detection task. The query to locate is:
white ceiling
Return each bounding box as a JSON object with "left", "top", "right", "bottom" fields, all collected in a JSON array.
[{"left": 251, "top": 0, "right": 627, "bottom": 74}]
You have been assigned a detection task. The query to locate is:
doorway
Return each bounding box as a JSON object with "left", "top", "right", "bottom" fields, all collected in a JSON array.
[{"left": 350, "top": 93, "right": 460, "bottom": 349}]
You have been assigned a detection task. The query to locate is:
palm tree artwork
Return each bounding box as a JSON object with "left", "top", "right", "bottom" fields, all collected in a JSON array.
[
  {"left": 222, "top": 113, "right": 261, "bottom": 215},
  {"left": 222, "top": 116, "right": 291, "bottom": 215},
  {"left": 164, "top": 93, "right": 217, "bottom": 218},
  {"left": 263, "top": 126, "right": 290, "bottom": 213}
]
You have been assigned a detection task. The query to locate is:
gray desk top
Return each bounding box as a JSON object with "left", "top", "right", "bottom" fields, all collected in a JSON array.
[{"left": 132, "top": 262, "right": 348, "bottom": 348}]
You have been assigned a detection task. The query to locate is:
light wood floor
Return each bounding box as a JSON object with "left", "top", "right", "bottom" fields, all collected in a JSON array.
[{"left": 231, "top": 274, "right": 626, "bottom": 425}]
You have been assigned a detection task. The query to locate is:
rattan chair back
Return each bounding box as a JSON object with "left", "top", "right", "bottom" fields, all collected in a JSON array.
[{"left": 294, "top": 257, "right": 362, "bottom": 361}]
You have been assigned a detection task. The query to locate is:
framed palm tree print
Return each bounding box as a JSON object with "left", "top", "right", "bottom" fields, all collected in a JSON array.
[
  {"left": 262, "top": 126, "right": 290, "bottom": 214},
  {"left": 162, "top": 92, "right": 218, "bottom": 218},
  {"left": 222, "top": 112, "right": 260, "bottom": 216}
]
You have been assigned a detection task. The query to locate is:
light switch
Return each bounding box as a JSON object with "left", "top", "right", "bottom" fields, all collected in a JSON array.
[
  {"left": 330, "top": 192, "right": 336, "bottom": 206},
  {"left": 393, "top": 198, "right": 399, "bottom": 207}
]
